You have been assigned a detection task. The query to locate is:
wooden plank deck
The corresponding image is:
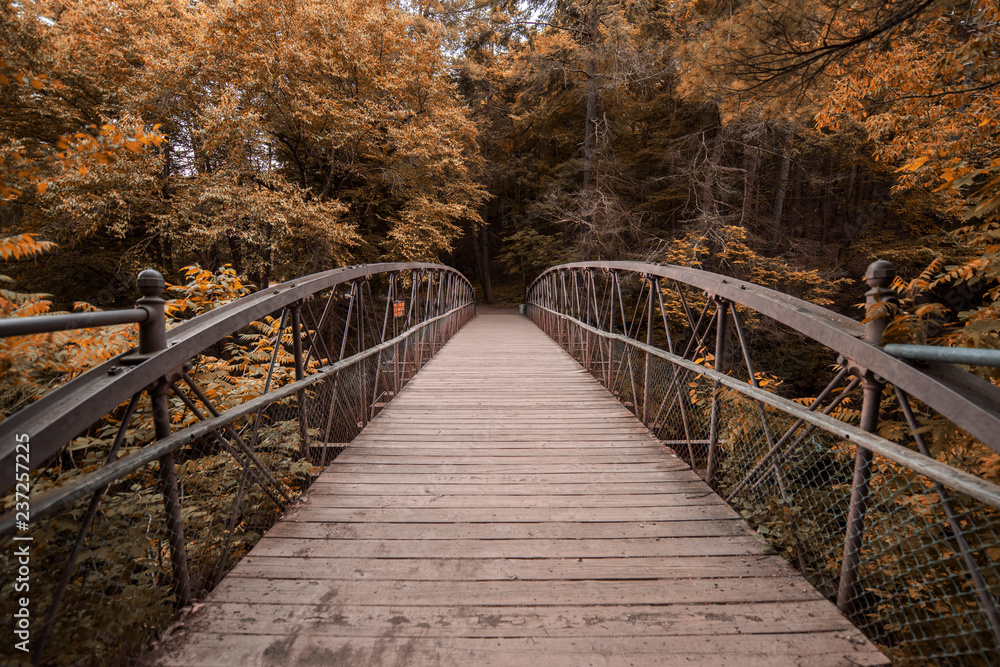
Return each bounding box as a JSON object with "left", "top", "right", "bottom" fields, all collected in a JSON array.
[{"left": 157, "top": 309, "right": 888, "bottom": 666}]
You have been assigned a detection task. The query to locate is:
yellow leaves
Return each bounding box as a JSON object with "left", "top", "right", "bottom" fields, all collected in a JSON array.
[
  {"left": 167, "top": 265, "right": 252, "bottom": 320},
  {"left": 751, "top": 371, "right": 782, "bottom": 391},
  {"left": 1, "top": 118, "right": 166, "bottom": 204},
  {"left": 933, "top": 257, "right": 990, "bottom": 286},
  {"left": 0, "top": 60, "right": 51, "bottom": 91},
  {"left": 899, "top": 154, "right": 931, "bottom": 173},
  {"left": 0, "top": 234, "right": 58, "bottom": 261}
]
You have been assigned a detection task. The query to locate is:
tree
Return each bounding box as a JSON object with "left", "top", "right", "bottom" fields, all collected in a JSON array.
[{"left": 2, "top": 0, "right": 487, "bottom": 302}]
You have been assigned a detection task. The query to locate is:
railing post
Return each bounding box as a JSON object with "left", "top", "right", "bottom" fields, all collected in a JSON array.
[
  {"left": 358, "top": 279, "right": 369, "bottom": 426},
  {"left": 291, "top": 302, "right": 312, "bottom": 457},
  {"left": 583, "top": 270, "right": 593, "bottom": 369},
  {"left": 606, "top": 270, "right": 615, "bottom": 387},
  {"left": 136, "top": 270, "right": 192, "bottom": 608},
  {"left": 642, "top": 277, "right": 654, "bottom": 425},
  {"left": 413, "top": 271, "right": 424, "bottom": 370},
  {"left": 706, "top": 297, "right": 728, "bottom": 485},
  {"left": 589, "top": 269, "right": 600, "bottom": 373},
  {"left": 560, "top": 271, "right": 571, "bottom": 354},
  {"left": 837, "top": 259, "right": 896, "bottom": 612}
]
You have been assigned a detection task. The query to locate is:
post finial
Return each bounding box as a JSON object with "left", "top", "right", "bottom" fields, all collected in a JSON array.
[
  {"left": 135, "top": 269, "right": 167, "bottom": 356},
  {"left": 863, "top": 259, "right": 898, "bottom": 348},
  {"left": 865, "top": 259, "right": 895, "bottom": 291},
  {"left": 137, "top": 269, "right": 166, "bottom": 298}
]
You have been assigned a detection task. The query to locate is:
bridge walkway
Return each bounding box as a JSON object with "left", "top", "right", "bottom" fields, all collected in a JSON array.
[{"left": 157, "top": 309, "right": 887, "bottom": 666}]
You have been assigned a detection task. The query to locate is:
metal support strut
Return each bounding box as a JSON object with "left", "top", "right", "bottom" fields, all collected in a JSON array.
[
  {"left": 137, "top": 269, "right": 192, "bottom": 608},
  {"left": 837, "top": 259, "right": 897, "bottom": 613}
]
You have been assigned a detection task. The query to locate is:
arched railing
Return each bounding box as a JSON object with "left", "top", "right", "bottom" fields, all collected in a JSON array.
[
  {"left": 527, "top": 260, "right": 1000, "bottom": 665},
  {"left": 0, "top": 263, "right": 475, "bottom": 666}
]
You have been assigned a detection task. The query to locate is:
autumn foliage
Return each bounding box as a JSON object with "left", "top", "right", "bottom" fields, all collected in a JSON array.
[
  {"left": 1, "top": 0, "right": 485, "bottom": 295},
  {"left": 1, "top": 0, "right": 998, "bottom": 663}
]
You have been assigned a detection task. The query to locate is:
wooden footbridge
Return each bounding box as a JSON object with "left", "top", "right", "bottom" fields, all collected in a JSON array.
[
  {"left": 1, "top": 262, "right": 998, "bottom": 666},
  {"left": 156, "top": 309, "right": 885, "bottom": 666}
]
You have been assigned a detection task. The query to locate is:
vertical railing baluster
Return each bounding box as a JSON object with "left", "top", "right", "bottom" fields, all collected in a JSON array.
[
  {"left": 837, "top": 259, "right": 897, "bottom": 612},
  {"left": 643, "top": 277, "right": 653, "bottom": 425},
  {"left": 357, "top": 279, "right": 368, "bottom": 428},
  {"left": 590, "top": 270, "right": 601, "bottom": 374},
  {"left": 706, "top": 297, "right": 729, "bottom": 485},
  {"left": 606, "top": 271, "right": 615, "bottom": 388},
  {"left": 560, "top": 271, "right": 571, "bottom": 354},
  {"left": 291, "top": 303, "right": 311, "bottom": 457},
  {"left": 136, "top": 270, "right": 192, "bottom": 608}
]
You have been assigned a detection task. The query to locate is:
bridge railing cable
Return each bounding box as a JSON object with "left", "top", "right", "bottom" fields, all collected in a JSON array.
[
  {"left": 526, "top": 260, "right": 1000, "bottom": 666},
  {"left": 0, "top": 263, "right": 475, "bottom": 666}
]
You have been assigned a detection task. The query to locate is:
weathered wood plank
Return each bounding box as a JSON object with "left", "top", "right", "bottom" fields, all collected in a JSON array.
[
  {"left": 282, "top": 505, "right": 739, "bottom": 523},
  {"left": 170, "top": 600, "right": 858, "bottom": 638},
  {"left": 304, "top": 482, "right": 711, "bottom": 495},
  {"left": 300, "top": 493, "right": 722, "bottom": 509},
  {"left": 232, "top": 555, "right": 796, "bottom": 580},
  {"left": 157, "top": 633, "right": 889, "bottom": 667},
  {"left": 206, "top": 576, "right": 828, "bottom": 606},
  {"left": 245, "top": 536, "right": 770, "bottom": 559},
  {"left": 327, "top": 462, "right": 690, "bottom": 474},
  {"left": 312, "top": 472, "right": 705, "bottom": 484},
  {"left": 331, "top": 452, "right": 676, "bottom": 464},
  {"left": 265, "top": 520, "right": 754, "bottom": 540}
]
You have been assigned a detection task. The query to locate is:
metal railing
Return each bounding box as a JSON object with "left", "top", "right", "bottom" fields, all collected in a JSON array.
[
  {"left": 0, "top": 263, "right": 475, "bottom": 666},
  {"left": 526, "top": 260, "right": 1000, "bottom": 666}
]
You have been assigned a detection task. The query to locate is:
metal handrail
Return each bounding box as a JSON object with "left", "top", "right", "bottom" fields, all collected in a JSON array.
[
  {"left": 0, "top": 262, "right": 468, "bottom": 493},
  {"left": 527, "top": 261, "right": 1000, "bottom": 454},
  {"left": 0, "top": 308, "right": 148, "bottom": 336},
  {"left": 884, "top": 343, "right": 1000, "bottom": 367}
]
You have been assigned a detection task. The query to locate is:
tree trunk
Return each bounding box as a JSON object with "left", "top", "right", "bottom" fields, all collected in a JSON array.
[
  {"left": 822, "top": 157, "right": 835, "bottom": 243},
  {"left": 700, "top": 127, "right": 725, "bottom": 219},
  {"left": 321, "top": 148, "right": 337, "bottom": 201},
  {"left": 471, "top": 218, "right": 494, "bottom": 303},
  {"left": 162, "top": 237, "right": 174, "bottom": 272},
  {"left": 582, "top": 0, "right": 599, "bottom": 191},
  {"left": 226, "top": 232, "right": 244, "bottom": 275},
  {"left": 263, "top": 224, "right": 272, "bottom": 286},
  {"left": 477, "top": 80, "right": 496, "bottom": 304},
  {"left": 771, "top": 129, "right": 793, "bottom": 244},
  {"left": 743, "top": 143, "right": 760, "bottom": 228}
]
